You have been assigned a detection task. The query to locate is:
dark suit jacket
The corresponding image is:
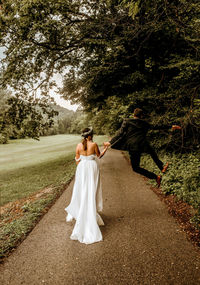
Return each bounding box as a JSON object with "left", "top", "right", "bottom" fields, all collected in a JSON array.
[{"left": 109, "top": 118, "right": 169, "bottom": 153}]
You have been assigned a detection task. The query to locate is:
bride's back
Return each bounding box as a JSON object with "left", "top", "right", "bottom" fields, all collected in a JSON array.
[{"left": 78, "top": 140, "right": 98, "bottom": 156}]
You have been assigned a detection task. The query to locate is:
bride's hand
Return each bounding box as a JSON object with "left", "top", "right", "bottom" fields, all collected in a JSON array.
[{"left": 99, "top": 146, "right": 109, "bottom": 158}]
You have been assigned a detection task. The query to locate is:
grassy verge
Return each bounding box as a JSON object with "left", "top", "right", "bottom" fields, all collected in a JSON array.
[{"left": 0, "top": 184, "right": 68, "bottom": 260}]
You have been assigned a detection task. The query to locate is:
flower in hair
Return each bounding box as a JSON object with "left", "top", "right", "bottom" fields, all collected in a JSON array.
[{"left": 81, "top": 128, "right": 93, "bottom": 138}]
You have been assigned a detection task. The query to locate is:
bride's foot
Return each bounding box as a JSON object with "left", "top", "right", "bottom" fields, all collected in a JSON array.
[
  {"left": 96, "top": 213, "right": 104, "bottom": 226},
  {"left": 66, "top": 213, "right": 73, "bottom": 222}
]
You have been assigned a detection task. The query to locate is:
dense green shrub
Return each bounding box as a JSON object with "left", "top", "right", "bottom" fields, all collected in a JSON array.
[{"left": 140, "top": 151, "right": 200, "bottom": 228}]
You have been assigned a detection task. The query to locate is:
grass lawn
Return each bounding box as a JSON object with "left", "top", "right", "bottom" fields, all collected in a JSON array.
[{"left": 0, "top": 134, "right": 107, "bottom": 206}]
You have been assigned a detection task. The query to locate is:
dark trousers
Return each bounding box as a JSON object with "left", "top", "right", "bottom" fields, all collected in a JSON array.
[{"left": 129, "top": 146, "right": 163, "bottom": 180}]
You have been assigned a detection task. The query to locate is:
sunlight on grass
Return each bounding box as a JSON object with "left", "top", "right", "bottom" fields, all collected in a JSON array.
[{"left": 0, "top": 135, "right": 80, "bottom": 172}]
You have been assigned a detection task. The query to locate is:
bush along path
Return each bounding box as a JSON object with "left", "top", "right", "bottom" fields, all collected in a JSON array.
[{"left": 139, "top": 151, "right": 200, "bottom": 246}]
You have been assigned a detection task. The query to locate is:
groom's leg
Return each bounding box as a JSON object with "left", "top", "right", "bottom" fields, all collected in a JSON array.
[
  {"left": 129, "top": 151, "right": 157, "bottom": 180},
  {"left": 146, "top": 146, "right": 163, "bottom": 171}
]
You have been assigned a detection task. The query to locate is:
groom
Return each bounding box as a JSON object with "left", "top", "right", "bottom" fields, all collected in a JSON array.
[{"left": 104, "top": 108, "right": 181, "bottom": 187}]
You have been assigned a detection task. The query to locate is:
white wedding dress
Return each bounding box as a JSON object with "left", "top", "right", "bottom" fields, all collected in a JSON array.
[{"left": 65, "top": 154, "right": 104, "bottom": 244}]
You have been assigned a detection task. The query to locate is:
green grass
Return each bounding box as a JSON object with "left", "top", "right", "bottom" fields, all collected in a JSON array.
[
  {"left": 0, "top": 186, "right": 65, "bottom": 259},
  {"left": 0, "top": 155, "right": 76, "bottom": 205},
  {"left": 0, "top": 134, "right": 80, "bottom": 173},
  {"left": 0, "top": 134, "right": 107, "bottom": 206}
]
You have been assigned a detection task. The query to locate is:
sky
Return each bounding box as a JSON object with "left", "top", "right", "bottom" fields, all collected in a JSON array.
[
  {"left": 50, "top": 73, "right": 78, "bottom": 111},
  {"left": 0, "top": 47, "right": 79, "bottom": 111}
]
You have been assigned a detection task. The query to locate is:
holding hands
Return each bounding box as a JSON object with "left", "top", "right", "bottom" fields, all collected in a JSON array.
[
  {"left": 99, "top": 142, "right": 110, "bottom": 159},
  {"left": 103, "top": 141, "right": 111, "bottom": 148}
]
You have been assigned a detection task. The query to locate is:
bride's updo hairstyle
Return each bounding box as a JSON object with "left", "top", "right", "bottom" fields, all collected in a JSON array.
[{"left": 81, "top": 127, "right": 93, "bottom": 151}]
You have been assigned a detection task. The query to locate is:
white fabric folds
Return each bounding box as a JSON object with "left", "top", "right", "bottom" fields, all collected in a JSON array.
[{"left": 65, "top": 154, "right": 104, "bottom": 244}]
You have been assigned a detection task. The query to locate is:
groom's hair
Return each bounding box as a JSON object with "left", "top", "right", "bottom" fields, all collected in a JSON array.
[{"left": 133, "top": 108, "right": 144, "bottom": 118}]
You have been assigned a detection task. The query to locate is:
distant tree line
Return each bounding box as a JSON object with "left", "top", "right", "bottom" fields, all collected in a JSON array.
[
  {"left": 0, "top": 89, "right": 86, "bottom": 143},
  {"left": 43, "top": 105, "right": 88, "bottom": 137}
]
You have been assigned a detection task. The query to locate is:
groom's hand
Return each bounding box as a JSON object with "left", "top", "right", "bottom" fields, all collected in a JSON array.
[
  {"left": 172, "top": 125, "right": 181, "bottom": 131},
  {"left": 103, "top": 142, "right": 111, "bottom": 148}
]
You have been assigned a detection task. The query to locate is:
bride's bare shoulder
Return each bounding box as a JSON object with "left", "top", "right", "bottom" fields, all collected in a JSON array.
[
  {"left": 76, "top": 142, "right": 83, "bottom": 149},
  {"left": 91, "top": 141, "right": 98, "bottom": 148}
]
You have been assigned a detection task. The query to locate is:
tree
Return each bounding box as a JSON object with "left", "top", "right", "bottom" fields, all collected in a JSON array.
[
  {"left": 0, "top": 0, "right": 101, "bottom": 93},
  {"left": 44, "top": 104, "right": 76, "bottom": 135},
  {"left": 0, "top": 0, "right": 200, "bottom": 149},
  {"left": 0, "top": 90, "right": 58, "bottom": 143}
]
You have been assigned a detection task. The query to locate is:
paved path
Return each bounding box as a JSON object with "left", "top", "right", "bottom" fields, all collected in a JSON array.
[{"left": 1, "top": 150, "right": 200, "bottom": 285}]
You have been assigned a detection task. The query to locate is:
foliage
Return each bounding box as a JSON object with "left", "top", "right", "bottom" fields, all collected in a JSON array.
[
  {"left": 0, "top": 0, "right": 103, "bottom": 92},
  {"left": 0, "top": 89, "right": 12, "bottom": 143},
  {"left": 0, "top": 90, "right": 58, "bottom": 143},
  {"left": 191, "top": 208, "right": 200, "bottom": 230},
  {"left": 0, "top": 91, "right": 84, "bottom": 142},
  {"left": 63, "top": 0, "right": 200, "bottom": 149},
  {"left": 86, "top": 96, "right": 130, "bottom": 134},
  {"left": 140, "top": 151, "right": 200, "bottom": 228},
  {"left": 43, "top": 104, "right": 76, "bottom": 136},
  {"left": 0, "top": 0, "right": 200, "bottom": 149}
]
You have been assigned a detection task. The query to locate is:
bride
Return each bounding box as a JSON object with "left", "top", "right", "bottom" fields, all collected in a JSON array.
[{"left": 65, "top": 128, "right": 108, "bottom": 244}]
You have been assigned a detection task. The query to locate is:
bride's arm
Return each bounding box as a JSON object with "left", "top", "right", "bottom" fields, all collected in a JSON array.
[
  {"left": 94, "top": 143, "right": 101, "bottom": 157},
  {"left": 75, "top": 144, "right": 81, "bottom": 165},
  {"left": 94, "top": 143, "right": 108, "bottom": 158},
  {"left": 99, "top": 146, "right": 108, "bottom": 159}
]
